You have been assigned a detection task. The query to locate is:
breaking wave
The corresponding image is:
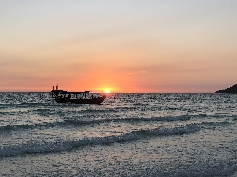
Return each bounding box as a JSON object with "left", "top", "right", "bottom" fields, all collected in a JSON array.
[{"left": 0, "top": 124, "right": 200, "bottom": 158}]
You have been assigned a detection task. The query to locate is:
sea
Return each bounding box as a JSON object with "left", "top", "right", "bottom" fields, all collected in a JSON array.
[{"left": 0, "top": 92, "right": 236, "bottom": 177}]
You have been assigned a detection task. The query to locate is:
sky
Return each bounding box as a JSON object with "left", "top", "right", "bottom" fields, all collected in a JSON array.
[{"left": 0, "top": 0, "right": 237, "bottom": 93}]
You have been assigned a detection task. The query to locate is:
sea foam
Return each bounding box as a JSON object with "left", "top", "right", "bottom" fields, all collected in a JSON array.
[{"left": 0, "top": 124, "right": 200, "bottom": 158}]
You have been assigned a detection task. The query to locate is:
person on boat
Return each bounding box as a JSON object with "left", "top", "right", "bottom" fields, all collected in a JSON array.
[{"left": 68, "top": 94, "right": 71, "bottom": 99}]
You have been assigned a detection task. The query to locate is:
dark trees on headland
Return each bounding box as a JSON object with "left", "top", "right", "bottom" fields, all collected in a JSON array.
[{"left": 215, "top": 84, "right": 237, "bottom": 94}]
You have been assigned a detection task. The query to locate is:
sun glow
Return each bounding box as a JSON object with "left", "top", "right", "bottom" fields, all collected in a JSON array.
[{"left": 104, "top": 89, "right": 110, "bottom": 93}]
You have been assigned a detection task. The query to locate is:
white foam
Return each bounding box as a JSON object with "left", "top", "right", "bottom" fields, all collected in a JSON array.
[{"left": 0, "top": 124, "right": 200, "bottom": 158}]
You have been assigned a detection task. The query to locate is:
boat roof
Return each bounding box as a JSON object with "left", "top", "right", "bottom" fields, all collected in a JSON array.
[{"left": 51, "top": 90, "right": 90, "bottom": 94}]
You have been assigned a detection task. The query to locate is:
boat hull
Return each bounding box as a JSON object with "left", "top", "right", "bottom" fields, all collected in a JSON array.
[{"left": 55, "top": 96, "right": 106, "bottom": 104}]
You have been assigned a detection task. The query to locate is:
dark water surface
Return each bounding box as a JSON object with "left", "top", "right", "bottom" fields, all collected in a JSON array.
[{"left": 0, "top": 93, "right": 236, "bottom": 176}]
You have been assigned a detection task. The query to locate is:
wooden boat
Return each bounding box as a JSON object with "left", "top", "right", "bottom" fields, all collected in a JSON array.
[{"left": 51, "top": 85, "right": 106, "bottom": 104}]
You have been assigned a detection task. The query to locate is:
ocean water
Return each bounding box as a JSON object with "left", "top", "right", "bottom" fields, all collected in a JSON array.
[{"left": 0, "top": 92, "right": 237, "bottom": 177}]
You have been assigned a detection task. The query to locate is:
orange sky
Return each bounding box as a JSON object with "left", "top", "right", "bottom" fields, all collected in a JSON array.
[{"left": 1, "top": 1, "right": 237, "bottom": 92}]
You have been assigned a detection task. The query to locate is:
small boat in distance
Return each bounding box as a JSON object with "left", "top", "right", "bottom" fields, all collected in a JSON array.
[{"left": 51, "top": 85, "right": 106, "bottom": 104}]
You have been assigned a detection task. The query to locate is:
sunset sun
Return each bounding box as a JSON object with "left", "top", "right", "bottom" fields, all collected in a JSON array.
[{"left": 104, "top": 89, "right": 110, "bottom": 93}]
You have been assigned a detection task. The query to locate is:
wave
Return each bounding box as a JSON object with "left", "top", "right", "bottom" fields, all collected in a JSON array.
[
  {"left": 0, "top": 124, "right": 37, "bottom": 131},
  {"left": 0, "top": 115, "right": 231, "bottom": 132},
  {"left": 1, "top": 114, "right": 231, "bottom": 133},
  {"left": 0, "top": 124, "right": 200, "bottom": 158},
  {"left": 64, "top": 115, "right": 191, "bottom": 124},
  {"left": 0, "top": 121, "right": 68, "bottom": 132},
  {"left": 0, "top": 115, "right": 191, "bottom": 133},
  {"left": 200, "top": 121, "right": 230, "bottom": 128},
  {"left": 151, "top": 161, "right": 237, "bottom": 177}
]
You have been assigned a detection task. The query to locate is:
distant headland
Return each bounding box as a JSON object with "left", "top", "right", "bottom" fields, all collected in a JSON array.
[{"left": 215, "top": 84, "right": 237, "bottom": 94}]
